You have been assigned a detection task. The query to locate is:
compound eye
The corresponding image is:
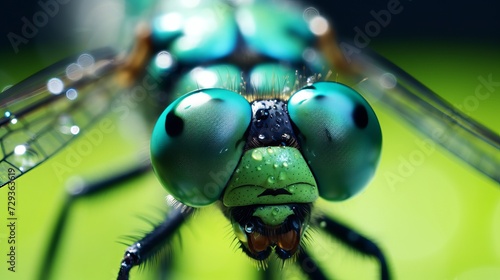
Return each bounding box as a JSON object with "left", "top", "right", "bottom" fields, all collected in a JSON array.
[
  {"left": 151, "top": 88, "right": 251, "bottom": 206},
  {"left": 288, "top": 82, "right": 382, "bottom": 200}
]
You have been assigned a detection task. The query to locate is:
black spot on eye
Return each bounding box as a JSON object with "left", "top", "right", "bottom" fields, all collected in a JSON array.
[
  {"left": 352, "top": 104, "right": 369, "bottom": 129},
  {"left": 165, "top": 111, "right": 184, "bottom": 137},
  {"left": 211, "top": 98, "right": 224, "bottom": 103},
  {"left": 302, "top": 85, "right": 316, "bottom": 90},
  {"left": 314, "top": 94, "right": 326, "bottom": 100}
]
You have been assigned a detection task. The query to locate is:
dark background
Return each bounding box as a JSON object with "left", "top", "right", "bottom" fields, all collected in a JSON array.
[
  {"left": 0, "top": 0, "right": 499, "bottom": 50},
  {"left": 0, "top": 0, "right": 498, "bottom": 84}
]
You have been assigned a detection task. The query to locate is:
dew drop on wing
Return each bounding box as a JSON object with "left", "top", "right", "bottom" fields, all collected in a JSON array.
[
  {"left": 12, "top": 144, "right": 39, "bottom": 172},
  {"left": 58, "top": 115, "right": 78, "bottom": 135},
  {"left": 65, "top": 63, "right": 84, "bottom": 81},
  {"left": 65, "top": 89, "right": 78, "bottom": 100}
]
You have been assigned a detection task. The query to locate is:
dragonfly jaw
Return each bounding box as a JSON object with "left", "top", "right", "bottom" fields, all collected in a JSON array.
[{"left": 228, "top": 204, "right": 311, "bottom": 262}]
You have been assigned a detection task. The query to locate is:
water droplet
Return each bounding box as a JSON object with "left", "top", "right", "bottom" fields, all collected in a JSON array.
[
  {"left": 66, "top": 63, "right": 83, "bottom": 81},
  {"left": 273, "top": 163, "right": 279, "bottom": 168},
  {"left": 77, "top": 53, "right": 95, "bottom": 69},
  {"left": 319, "top": 221, "right": 327, "bottom": 228},
  {"left": 251, "top": 150, "right": 263, "bottom": 161},
  {"left": 289, "top": 185, "right": 296, "bottom": 193},
  {"left": 245, "top": 223, "right": 254, "bottom": 233},
  {"left": 14, "top": 145, "right": 27, "bottom": 155},
  {"left": 47, "top": 78, "right": 64, "bottom": 94},
  {"left": 267, "top": 147, "right": 274, "bottom": 154},
  {"left": 235, "top": 168, "right": 240, "bottom": 173},
  {"left": 155, "top": 51, "right": 174, "bottom": 69},
  {"left": 255, "top": 108, "right": 269, "bottom": 120},
  {"left": 282, "top": 162, "right": 289, "bottom": 168},
  {"left": 256, "top": 166, "right": 262, "bottom": 171},
  {"left": 69, "top": 125, "right": 80, "bottom": 135},
  {"left": 244, "top": 164, "right": 250, "bottom": 169},
  {"left": 66, "top": 88, "right": 78, "bottom": 100},
  {"left": 12, "top": 144, "right": 39, "bottom": 171},
  {"left": 267, "top": 176, "right": 276, "bottom": 184},
  {"left": 58, "top": 115, "right": 77, "bottom": 135},
  {"left": 272, "top": 207, "right": 280, "bottom": 216},
  {"left": 278, "top": 171, "right": 287, "bottom": 181}
]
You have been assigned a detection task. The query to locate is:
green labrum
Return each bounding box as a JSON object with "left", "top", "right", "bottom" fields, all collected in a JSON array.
[
  {"left": 252, "top": 205, "right": 295, "bottom": 226},
  {"left": 222, "top": 147, "right": 318, "bottom": 207}
]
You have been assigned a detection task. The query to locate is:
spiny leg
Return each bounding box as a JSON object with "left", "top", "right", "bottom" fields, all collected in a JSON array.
[
  {"left": 118, "top": 205, "right": 194, "bottom": 280},
  {"left": 296, "top": 249, "right": 329, "bottom": 280},
  {"left": 302, "top": 216, "right": 391, "bottom": 280},
  {"left": 36, "top": 161, "right": 151, "bottom": 280}
]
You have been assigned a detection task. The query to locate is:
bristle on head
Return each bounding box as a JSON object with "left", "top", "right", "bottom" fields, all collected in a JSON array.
[{"left": 239, "top": 68, "right": 326, "bottom": 103}]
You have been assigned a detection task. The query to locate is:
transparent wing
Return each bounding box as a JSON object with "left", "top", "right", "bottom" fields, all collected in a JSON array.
[
  {"left": 349, "top": 48, "right": 500, "bottom": 184},
  {"left": 0, "top": 48, "right": 124, "bottom": 187}
]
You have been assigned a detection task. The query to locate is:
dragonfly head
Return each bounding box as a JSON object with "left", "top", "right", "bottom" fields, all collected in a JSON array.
[
  {"left": 150, "top": 81, "right": 382, "bottom": 262},
  {"left": 150, "top": 82, "right": 382, "bottom": 206}
]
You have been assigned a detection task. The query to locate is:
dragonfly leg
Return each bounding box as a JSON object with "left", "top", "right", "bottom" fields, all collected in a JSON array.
[
  {"left": 36, "top": 162, "right": 151, "bottom": 280},
  {"left": 302, "top": 216, "right": 391, "bottom": 280},
  {"left": 297, "top": 249, "right": 329, "bottom": 280},
  {"left": 117, "top": 205, "right": 194, "bottom": 280}
]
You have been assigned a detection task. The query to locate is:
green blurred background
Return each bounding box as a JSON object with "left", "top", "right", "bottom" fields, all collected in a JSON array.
[{"left": 0, "top": 0, "right": 499, "bottom": 279}]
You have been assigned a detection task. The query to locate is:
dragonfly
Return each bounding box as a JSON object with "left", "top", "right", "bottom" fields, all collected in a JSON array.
[{"left": 0, "top": 0, "right": 499, "bottom": 279}]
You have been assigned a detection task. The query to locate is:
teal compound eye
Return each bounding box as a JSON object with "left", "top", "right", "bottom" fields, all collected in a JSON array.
[
  {"left": 150, "top": 88, "right": 251, "bottom": 207},
  {"left": 288, "top": 82, "right": 382, "bottom": 201}
]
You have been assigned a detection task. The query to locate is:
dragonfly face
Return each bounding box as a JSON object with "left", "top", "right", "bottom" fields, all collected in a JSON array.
[
  {"left": 151, "top": 17, "right": 381, "bottom": 260},
  {"left": 148, "top": 0, "right": 382, "bottom": 262},
  {"left": 150, "top": 83, "right": 382, "bottom": 262}
]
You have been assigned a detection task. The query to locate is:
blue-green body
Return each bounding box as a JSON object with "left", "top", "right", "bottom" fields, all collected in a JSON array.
[
  {"left": 146, "top": 0, "right": 323, "bottom": 101},
  {"left": 148, "top": 0, "right": 382, "bottom": 262}
]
